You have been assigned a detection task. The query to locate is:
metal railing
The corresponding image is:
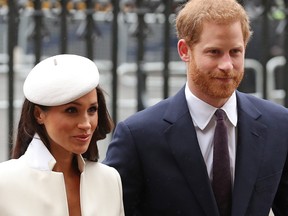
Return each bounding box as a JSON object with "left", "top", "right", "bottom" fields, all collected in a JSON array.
[{"left": 2, "top": 0, "right": 288, "bottom": 160}]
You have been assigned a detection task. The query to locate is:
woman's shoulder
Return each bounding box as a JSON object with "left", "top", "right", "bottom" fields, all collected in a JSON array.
[
  {"left": 0, "top": 158, "right": 24, "bottom": 171},
  {"left": 84, "top": 161, "right": 120, "bottom": 179},
  {"left": 0, "top": 158, "right": 26, "bottom": 185}
]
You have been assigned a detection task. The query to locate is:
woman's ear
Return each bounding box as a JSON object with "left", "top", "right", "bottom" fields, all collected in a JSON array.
[
  {"left": 177, "top": 39, "right": 190, "bottom": 62},
  {"left": 34, "top": 106, "right": 45, "bottom": 125}
]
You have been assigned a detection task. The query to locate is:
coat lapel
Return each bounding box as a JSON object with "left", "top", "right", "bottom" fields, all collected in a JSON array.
[
  {"left": 163, "top": 87, "right": 219, "bottom": 216},
  {"left": 232, "top": 92, "right": 268, "bottom": 216}
]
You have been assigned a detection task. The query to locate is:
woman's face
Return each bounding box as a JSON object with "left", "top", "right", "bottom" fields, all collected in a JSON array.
[{"left": 34, "top": 89, "right": 98, "bottom": 157}]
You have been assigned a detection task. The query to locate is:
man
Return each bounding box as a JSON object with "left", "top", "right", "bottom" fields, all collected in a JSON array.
[{"left": 104, "top": 0, "right": 288, "bottom": 215}]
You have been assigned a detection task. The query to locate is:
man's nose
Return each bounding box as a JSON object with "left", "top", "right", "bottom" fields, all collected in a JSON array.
[{"left": 218, "top": 54, "right": 233, "bottom": 71}]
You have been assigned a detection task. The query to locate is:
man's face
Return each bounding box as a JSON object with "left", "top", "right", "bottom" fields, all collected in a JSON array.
[{"left": 186, "top": 21, "right": 245, "bottom": 107}]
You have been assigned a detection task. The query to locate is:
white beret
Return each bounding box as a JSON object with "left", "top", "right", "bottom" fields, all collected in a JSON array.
[{"left": 23, "top": 54, "right": 99, "bottom": 106}]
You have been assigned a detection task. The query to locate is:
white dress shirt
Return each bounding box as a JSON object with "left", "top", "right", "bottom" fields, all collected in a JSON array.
[{"left": 185, "top": 84, "right": 238, "bottom": 184}]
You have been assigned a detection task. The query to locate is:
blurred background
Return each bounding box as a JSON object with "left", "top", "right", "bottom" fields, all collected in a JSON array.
[{"left": 1, "top": 0, "right": 288, "bottom": 163}]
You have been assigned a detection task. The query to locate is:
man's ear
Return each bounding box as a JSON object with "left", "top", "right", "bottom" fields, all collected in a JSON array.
[{"left": 177, "top": 39, "right": 190, "bottom": 62}]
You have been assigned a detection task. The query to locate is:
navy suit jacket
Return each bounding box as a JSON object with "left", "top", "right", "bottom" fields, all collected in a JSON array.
[{"left": 104, "top": 87, "right": 288, "bottom": 216}]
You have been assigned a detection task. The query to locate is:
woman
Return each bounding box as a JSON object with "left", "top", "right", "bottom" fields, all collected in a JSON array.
[{"left": 0, "top": 54, "right": 124, "bottom": 216}]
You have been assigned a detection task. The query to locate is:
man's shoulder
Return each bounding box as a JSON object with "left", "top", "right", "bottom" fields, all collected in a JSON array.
[
  {"left": 125, "top": 87, "right": 186, "bottom": 122},
  {"left": 237, "top": 91, "right": 288, "bottom": 119}
]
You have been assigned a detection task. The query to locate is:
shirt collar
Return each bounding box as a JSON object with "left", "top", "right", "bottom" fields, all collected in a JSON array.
[
  {"left": 185, "top": 84, "right": 237, "bottom": 130},
  {"left": 24, "top": 134, "right": 85, "bottom": 172}
]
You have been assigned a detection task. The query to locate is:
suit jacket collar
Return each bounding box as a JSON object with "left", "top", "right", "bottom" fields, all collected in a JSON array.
[
  {"left": 163, "top": 86, "right": 219, "bottom": 216},
  {"left": 162, "top": 88, "right": 267, "bottom": 216},
  {"left": 232, "top": 91, "right": 267, "bottom": 216}
]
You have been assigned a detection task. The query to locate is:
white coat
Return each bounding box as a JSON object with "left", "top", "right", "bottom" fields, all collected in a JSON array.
[{"left": 0, "top": 137, "right": 124, "bottom": 216}]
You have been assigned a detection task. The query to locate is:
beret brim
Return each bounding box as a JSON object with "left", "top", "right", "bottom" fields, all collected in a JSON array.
[{"left": 23, "top": 54, "right": 99, "bottom": 106}]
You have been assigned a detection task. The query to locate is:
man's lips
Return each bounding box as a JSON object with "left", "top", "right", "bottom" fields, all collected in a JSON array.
[{"left": 214, "top": 76, "right": 234, "bottom": 82}]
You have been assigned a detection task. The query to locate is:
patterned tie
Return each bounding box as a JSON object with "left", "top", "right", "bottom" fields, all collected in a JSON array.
[{"left": 212, "top": 109, "right": 232, "bottom": 216}]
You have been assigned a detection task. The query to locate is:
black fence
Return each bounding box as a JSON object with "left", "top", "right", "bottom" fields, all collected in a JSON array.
[{"left": 3, "top": 0, "right": 288, "bottom": 157}]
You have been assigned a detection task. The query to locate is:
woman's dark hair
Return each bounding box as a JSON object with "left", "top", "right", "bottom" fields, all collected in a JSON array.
[{"left": 12, "top": 86, "right": 114, "bottom": 162}]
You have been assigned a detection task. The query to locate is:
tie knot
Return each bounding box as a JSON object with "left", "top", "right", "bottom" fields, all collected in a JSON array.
[{"left": 215, "top": 109, "right": 226, "bottom": 121}]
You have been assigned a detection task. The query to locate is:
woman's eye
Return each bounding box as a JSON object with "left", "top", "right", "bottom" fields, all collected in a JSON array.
[
  {"left": 65, "top": 107, "right": 77, "bottom": 113},
  {"left": 88, "top": 106, "right": 98, "bottom": 114}
]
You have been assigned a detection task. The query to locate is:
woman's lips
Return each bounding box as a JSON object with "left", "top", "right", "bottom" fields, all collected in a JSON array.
[{"left": 74, "top": 134, "right": 91, "bottom": 142}]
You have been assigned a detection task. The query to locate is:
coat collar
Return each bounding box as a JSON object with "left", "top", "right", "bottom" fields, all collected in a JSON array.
[{"left": 23, "top": 134, "right": 85, "bottom": 172}]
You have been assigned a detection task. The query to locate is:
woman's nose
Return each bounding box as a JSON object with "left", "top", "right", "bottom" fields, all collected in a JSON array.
[{"left": 77, "top": 115, "right": 91, "bottom": 130}]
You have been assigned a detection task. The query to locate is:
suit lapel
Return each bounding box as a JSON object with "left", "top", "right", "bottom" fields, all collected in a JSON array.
[
  {"left": 163, "top": 87, "right": 219, "bottom": 216},
  {"left": 232, "top": 92, "right": 267, "bottom": 216}
]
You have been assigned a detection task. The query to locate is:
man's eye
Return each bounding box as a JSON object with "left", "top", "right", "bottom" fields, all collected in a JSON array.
[
  {"left": 231, "top": 49, "right": 242, "bottom": 54},
  {"left": 209, "top": 50, "right": 220, "bottom": 55}
]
